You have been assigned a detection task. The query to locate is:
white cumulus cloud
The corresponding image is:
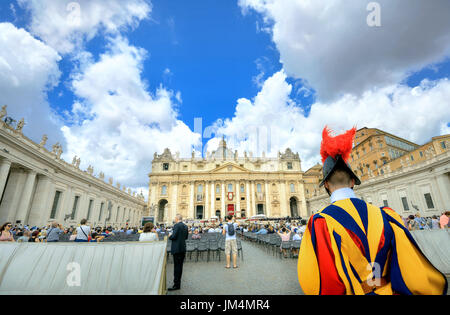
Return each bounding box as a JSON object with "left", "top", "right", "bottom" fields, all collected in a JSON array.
[
  {"left": 239, "top": 0, "right": 450, "bottom": 101},
  {"left": 18, "top": 0, "right": 152, "bottom": 54},
  {"left": 0, "top": 22, "right": 63, "bottom": 145},
  {"left": 62, "top": 37, "right": 201, "bottom": 190},
  {"left": 208, "top": 70, "right": 450, "bottom": 171}
]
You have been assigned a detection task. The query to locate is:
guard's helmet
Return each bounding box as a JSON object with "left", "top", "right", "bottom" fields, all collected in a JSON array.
[{"left": 319, "top": 126, "right": 361, "bottom": 187}]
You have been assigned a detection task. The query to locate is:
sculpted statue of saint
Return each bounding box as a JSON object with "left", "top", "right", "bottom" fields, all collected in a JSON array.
[
  {"left": 0, "top": 105, "right": 7, "bottom": 120},
  {"left": 52, "top": 142, "right": 63, "bottom": 158},
  {"left": 39, "top": 134, "right": 48, "bottom": 147},
  {"left": 16, "top": 118, "right": 25, "bottom": 132}
]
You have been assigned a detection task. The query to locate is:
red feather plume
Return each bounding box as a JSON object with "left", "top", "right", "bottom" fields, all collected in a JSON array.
[{"left": 320, "top": 126, "right": 357, "bottom": 163}]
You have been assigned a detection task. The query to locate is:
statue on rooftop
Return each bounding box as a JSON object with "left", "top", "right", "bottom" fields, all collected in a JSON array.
[
  {"left": 16, "top": 118, "right": 25, "bottom": 133},
  {"left": 39, "top": 134, "right": 48, "bottom": 147},
  {"left": 52, "top": 142, "right": 63, "bottom": 159},
  {"left": 0, "top": 105, "right": 7, "bottom": 120}
]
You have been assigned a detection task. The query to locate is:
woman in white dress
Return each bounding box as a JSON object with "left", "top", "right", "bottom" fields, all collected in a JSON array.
[{"left": 139, "top": 222, "right": 158, "bottom": 242}]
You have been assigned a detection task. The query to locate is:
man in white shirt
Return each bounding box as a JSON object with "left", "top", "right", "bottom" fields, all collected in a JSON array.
[{"left": 75, "top": 219, "right": 90, "bottom": 242}]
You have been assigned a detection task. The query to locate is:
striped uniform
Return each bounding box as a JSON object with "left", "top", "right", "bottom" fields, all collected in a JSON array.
[{"left": 298, "top": 198, "right": 448, "bottom": 295}]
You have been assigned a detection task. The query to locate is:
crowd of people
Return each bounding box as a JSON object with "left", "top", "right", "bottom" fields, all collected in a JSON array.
[
  {"left": 0, "top": 219, "right": 146, "bottom": 243},
  {"left": 0, "top": 211, "right": 448, "bottom": 244},
  {"left": 173, "top": 217, "right": 307, "bottom": 258},
  {"left": 404, "top": 212, "right": 450, "bottom": 231}
]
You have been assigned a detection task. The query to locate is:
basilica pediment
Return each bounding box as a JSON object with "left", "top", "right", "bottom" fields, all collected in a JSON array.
[{"left": 210, "top": 162, "right": 249, "bottom": 174}]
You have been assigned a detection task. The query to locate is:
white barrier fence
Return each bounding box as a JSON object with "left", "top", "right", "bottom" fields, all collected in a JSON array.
[
  {"left": 0, "top": 241, "right": 167, "bottom": 295},
  {"left": 410, "top": 229, "right": 450, "bottom": 276}
]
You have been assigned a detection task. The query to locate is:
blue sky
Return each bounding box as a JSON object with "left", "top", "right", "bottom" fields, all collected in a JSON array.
[
  {"left": 1, "top": 0, "right": 449, "bottom": 193},
  {"left": 1, "top": 0, "right": 316, "bottom": 143},
  {"left": 2, "top": 0, "right": 447, "bottom": 135},
  {"left": 2, "top": 0, "right": 278, "bottom": 133}
]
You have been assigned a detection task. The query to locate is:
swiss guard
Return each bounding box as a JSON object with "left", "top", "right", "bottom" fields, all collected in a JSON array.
[{"left": 297, "top": 126, "right": 447, "bottom": 295}]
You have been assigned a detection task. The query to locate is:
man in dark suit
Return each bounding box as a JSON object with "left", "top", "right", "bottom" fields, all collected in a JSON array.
[{"left": 168, "top": 213, "right": 188, "bottom": 291}]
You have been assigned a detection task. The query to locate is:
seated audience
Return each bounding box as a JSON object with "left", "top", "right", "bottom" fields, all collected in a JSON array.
[
  {"left": 191, "top": 229, "right": 202, "bottom": 239},
  {"left": 89, "top": 232, "right": 105, "bottom": 242},
  {"left": 277, "top": 227, "right": 291, "bottom": 258},
  {"left": 17, "top": 230, "right": 31, "bottom": 243},
  {"left": 139, "top": 222, "right": 158, "bottom": 242},
  {"left": 0, "top": 222, "right": 15, "bottom": 242},
  {"left": 46, "top": 222, "right": 63, "bottom": 242},
  {"left": 29, "top": 230, "right": 40, "bottom": 243}
]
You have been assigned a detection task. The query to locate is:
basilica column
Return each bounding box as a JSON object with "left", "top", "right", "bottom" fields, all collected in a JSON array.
[
  {"left": 221, "top": 182, "right": 225, "bottom": 215},
  {"left": 149, "top": 182, "right": 157, "bottom": 217},
  {"left": 28, "top": 175, "right": 53, "bottom": 226},
  {"left": 189, "top": 183, "right": 195, "bottom": 219},
  {"left": 210, "top": 181, "right": 215, "bottom": 218},
  {"left": 251, "top": 181, "right": 256, "bottom": 217},
  {"left": 235, "top": 181, "right": 240, "bottom": 217},
  {"left": 93, "top": 199, "right": 103, "bottom": 227},
  {"left": 60, "top": 186, "right": 74, "bottom": 223},
  {"left": 280, "top": 180, "right": 289, "bottom": 217},
  {"left": 205, "top": 181, "right": 210, "bottom": 219},
  {"left": 265, "top": 182, "right": 271, "bottom": 217},
  {"left": 435, "top": 174, "right": 450, "bottom": 212},
  {"left": 77, "top": 192, "right": 89, "bottom": 223},
  {"left": 298, "top": 181, "right": 308, "bottom": 218},
  {"left": 0, "top": 168, "right": 26, "bottom": 224},
  {"left": 171, "top": 182, "right": 178, "bottom": 221},
  {"left": 116, "top": 206, "right": 122, "bottom": 226},
  {"left": 0, "top": 159, "right": 11, "bottom": 200},
  {"left": 15, "top": 170, "right": 37, "bottom": 225},
  {"left": 246, "top": 181, "right": 251, "bottom": 217}
]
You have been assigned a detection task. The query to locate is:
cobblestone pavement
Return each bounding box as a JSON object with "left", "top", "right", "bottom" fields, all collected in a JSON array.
[{"left": 166, "top": 238, "right": 303, "bottom": 295}]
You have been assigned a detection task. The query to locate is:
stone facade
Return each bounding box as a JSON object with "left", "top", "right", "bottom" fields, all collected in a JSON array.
[
  {"left": 0, "top": 107, "right": 146, "bottom": 228},
  {"left": 148, "top": 139, "right": 308, "bottom": 224},
  {"left": 349, "top": 127, "right": 450, "bottom": 182}
]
